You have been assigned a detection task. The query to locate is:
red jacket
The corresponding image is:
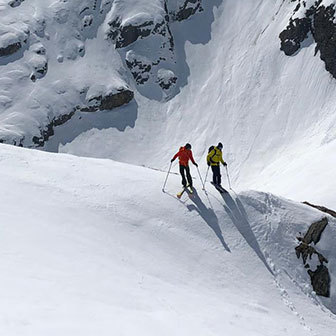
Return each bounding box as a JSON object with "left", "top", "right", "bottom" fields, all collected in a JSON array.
[{"left": 172, "top": 147, "right": 196, "bottom": 167}]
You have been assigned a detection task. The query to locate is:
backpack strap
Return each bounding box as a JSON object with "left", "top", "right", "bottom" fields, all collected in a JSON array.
[{"left": 209, "top": 147, "right": 218, "bottom": 164}]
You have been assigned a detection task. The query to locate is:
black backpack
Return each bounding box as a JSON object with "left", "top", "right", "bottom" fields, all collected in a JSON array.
[
  {"left": 208, "top": 145, "right": 217, "bottom": 164},
  {"left": 208, "top": 145, "right": 214, "bottom": 153}
]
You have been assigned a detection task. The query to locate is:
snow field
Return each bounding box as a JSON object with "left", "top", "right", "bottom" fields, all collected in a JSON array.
[
  {"left": 0, "top": 144, "right": 336, "bottom": 335},
  {"left": 59, "top": 0, "right": 336, "bottom": 209}
]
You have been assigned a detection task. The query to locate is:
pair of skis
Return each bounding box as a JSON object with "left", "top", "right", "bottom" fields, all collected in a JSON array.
[
  {"left": 176, "top": 182, "right": 227, "bottom": 199},
  {"left": 177, "top": 186, "right": 194, "bottom": 199}
]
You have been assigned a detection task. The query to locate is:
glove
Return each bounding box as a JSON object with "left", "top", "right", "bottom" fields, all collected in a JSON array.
[
  {"left": 171, "top": 159, "right": 174, "bottom": 163},
  {"left": 207, "top": 162, "right": 210, "bottom": 167},
  {"left": 195, "top": 163, "right": 198, "bottom": 167},
  {"left": 223, "top": 162, "right": 227, "bottom": 167}
]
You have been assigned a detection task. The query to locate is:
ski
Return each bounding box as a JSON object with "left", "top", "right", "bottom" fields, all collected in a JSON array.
[
  {"left": 218, "top": 185, "right": 228, "bottom": 193},
  {"left": 177, "top": 188, "right": 186, "bottom": 199},
  {"left": 186, "top": 185, "right": 194, "bottom": 194},
  {"left": 177, "top": 186, "right": 193, "bottom": 198},
  {"left": 211, "top": 182, "right": 227, "bottom": 193}
]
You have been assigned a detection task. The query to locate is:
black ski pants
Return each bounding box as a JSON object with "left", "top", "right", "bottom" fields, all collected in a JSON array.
[
  {"left": 179, "top": 164, "right": 192, "bottom": 187},
  {"left": 211, "top": 165, "right": 221, "bottom": 185}
]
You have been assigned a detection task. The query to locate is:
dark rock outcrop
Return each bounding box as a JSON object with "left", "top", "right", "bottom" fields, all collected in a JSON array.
[
  {"left": 303, "top": 201, "right": 336, "bottom": 218},
  {"left": 31, "top": 87, "right": 133, "bottom": 146},
  {"left": 30, "top": 61, "right": 48, "bottom": 82},
  {"left": 107, "top": 18, "right": 173, "bottom": 50},
  {"left": 157, "top": 69, "right": 177, "bottom": 90},
  {"left": 308, "top": 265, "right": 331, "bottom": 297},
  {"left": 302, "top": 217, "right": 328, "bottom": 245},
  {"left": 0, "top": 42, "right": 22, "bottom": 57},
  {"left": 32, "top": 110, "right": 76, "bottom": 147},
  {"left": 295, "top": 241, "right": 328, "bottom": 265},
  {"left": 31, "top": 88, "right": 133, "bottom": 146},
  {"left": 8, "top": 0, "right": 25, "bottom": 8},
  {"left": 295, "top": 217, "right": 331, "bottom": 297},
  {"left": 279, "top": 17, "right": 311, "bottom": 56},
  {"left": 81, "top": 89, "right": 134, "bottom": 112},
  {"left": 173, "top": 0, "right": 203, "bottom": 22},
  {"left": 280, "top": 2, "right": 336, "bottom": 78},
  {"left": 125, "top": 51, "right": 152, "bottom": 84}
]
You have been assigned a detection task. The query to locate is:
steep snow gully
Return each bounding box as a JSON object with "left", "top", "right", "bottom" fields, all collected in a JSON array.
[{"left": 1, "top": 0, "right": 336, "bottom": 334}]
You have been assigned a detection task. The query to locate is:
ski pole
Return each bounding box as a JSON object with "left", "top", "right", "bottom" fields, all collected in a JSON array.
[
  {"left": 197, "top": 166, "right": 204, "bottom": 188},
  {"left": 225, "top": 166, "right": 232, "bottom": 190},
  {"left": 162, "top": 162, "right": 172, "bottom": 192},
  {"left": 202, "top": 166, "right": 209, "bottom": 190}
]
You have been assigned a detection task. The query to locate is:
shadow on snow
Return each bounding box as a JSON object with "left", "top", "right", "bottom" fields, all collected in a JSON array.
[
  {"left": 187, "top": 189, "right": 231, "bottom": 252},
  {"left": 220, "top": 191, "right": 274, "bottom": 275}
]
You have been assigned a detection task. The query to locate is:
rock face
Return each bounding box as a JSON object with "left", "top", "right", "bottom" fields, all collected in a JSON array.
[
  {"left": 157, "top": 68, "right": 177, "bottom": 90},
  {"left": 125, "top": 51, "right": 152, "bottom": 84},
  {"left": 0, "top": 42, "right": 22, "bottom": 57},
  {"left": 295, "top": 217, "right": 331, "bottom": 297},
  {"left": 32, "top": 110, "right": 76, "bottom": 147},
  {"left": 303, "top": 201, "right": 336, "bottom": 218},
  {"left": 0, "top": 0, "right": 204, "bottom": 148},
  {"left": 107, "top": 17, "right": 172, "bottom": 50},
  {"left": 81, "top": 88, "right": 134, "bottom": 112},
  {"left": 302, "top": 217, "right": 328, "bottom": 245},
  {"left": 280, "top": 1, "right": 336, "bottom": 78},
  {"left": 105, "top": 0, "right": 202, "bottom": 100},
  {"left": 8, "top": 0, "right": 25, "bottom": 8},
  {"left": 308, "top": 265, "right": 331, "bottom": 297},
  {"left": 0, "top": 23, "right": 29, "bottom": 57},
  {"left": 170, "top": 0, "right": 203, "bottom": 22},
  {"left": 31, "top": 86, "right": 134, "bottom": 147},
  {"left": 279, "top": 17, "right": 311, "bottom": 56}
]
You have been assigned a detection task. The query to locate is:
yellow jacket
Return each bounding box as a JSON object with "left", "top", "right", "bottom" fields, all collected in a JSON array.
[{"left": 207, "top": 147, "right": 225, "bottom": 166}]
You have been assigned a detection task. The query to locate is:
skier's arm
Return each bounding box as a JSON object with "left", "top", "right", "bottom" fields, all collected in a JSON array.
[
  {"left": 190, "top": 151, "right": 197, "bottom": 166},
  {"left": 220, "top": 152, "right": 227, "bottom": 166},
  {"left": 171, "top": 151, "right": 180, "bottom": 162}
]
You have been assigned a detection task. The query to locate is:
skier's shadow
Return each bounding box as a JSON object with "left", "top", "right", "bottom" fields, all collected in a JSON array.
[
  {"left": 186, "top": 189, "right": 231, "bottom": 252},
  {"left": 220, "top": 192, "right": 274, "bottom": 275}
]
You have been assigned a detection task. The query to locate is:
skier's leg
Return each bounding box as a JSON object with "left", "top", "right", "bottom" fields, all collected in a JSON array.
[
  {"left": 218, "top": 166, "right": 222, "bottom": 185},
  {"left": 211, "top": 166, "right": 216, "bottom": 184},
  {"left": 180, "top": 165, "right": 187, "bottom": 187},
  {"left": 186, "top": 166, "right": 192, "bottom": 187},
  {"left": 213, "top": 165, "right": 220, "bottom": 185}
]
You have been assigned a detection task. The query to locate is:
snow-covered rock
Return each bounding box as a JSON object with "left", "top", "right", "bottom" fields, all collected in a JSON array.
[
  {"left": 280, "top": 0, "right": 336, "bottom": 78},
  {"left": 168, "top": 0, "right": 203, "bottom": 21},
  {"left": 0, "top": 0, "right": 204, "bottom": 147},
  {"left": 0, "top": 21, "right": 29, "bottom": 57}
]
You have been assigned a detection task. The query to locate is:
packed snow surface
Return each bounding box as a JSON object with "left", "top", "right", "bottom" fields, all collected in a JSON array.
[{"left": 1, "top": 144, "right": 336, "bottom": 335}]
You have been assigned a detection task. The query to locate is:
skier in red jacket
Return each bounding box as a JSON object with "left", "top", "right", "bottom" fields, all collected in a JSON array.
[{"left": 171, "top": 143, "right": 198, "bottom": 189}]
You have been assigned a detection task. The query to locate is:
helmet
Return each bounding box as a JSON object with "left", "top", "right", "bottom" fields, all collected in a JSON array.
[
  {"left": 185, "top": 143, "right": 192, "bottom": 149},
  {"left": 217, "top": 142, "right": 223, "bottom": 149}
]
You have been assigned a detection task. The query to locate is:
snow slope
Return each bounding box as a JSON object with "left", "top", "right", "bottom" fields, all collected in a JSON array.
[
  {"left": 1, "top": 0, "right": 336, "bottom": 207},
  {"left": 1, "top": 144, "right": 336, "bottom": 335},
  {"left": 56, "top": 0, "right": 336, "bottom": 208}
]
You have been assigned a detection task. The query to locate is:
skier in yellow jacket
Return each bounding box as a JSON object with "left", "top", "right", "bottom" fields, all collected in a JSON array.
[{"left": 207, "top": 142, "right": 227, "bottom": 186}]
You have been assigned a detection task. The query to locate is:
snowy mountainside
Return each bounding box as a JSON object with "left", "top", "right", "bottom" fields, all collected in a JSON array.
[
  {"left": 0, "top": 0, "right": 200, "bottom": 146},
  {"left": 1, "top": 2, "right": 336, "bottom": 202},
  {"left": 1, "top": 143, "right": 336, "bottom": 335},
  {"left": 59, "top": 0, "right": 336, "bottom": 208}
]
